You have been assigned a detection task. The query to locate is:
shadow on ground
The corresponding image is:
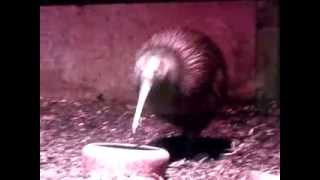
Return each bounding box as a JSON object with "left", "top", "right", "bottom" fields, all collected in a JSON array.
[{"left": 148, "top": 136, "right": 231, "bottom": 161}]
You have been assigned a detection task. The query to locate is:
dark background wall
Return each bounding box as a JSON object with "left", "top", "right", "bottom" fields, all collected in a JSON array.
[
  {"left": 256, "top": 0, "right": 279, "bottom": 103},
  {"left": 40, "top": 0, "right": 278, "bottom": 104}
]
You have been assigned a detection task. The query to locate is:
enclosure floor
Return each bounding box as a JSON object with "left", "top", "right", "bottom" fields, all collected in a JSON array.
[{"left": 40, "top": 97, "right": 279, "bottom": 180}]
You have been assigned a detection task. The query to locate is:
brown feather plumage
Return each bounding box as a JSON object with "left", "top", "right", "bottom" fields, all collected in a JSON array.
[{"left": 134, "top": 27, "right": 227, "bottom": 136}]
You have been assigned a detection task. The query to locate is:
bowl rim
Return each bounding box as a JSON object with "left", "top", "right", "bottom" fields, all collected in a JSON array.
[{"left": 85, "top": 142, "right": 166, "bottom": 151}]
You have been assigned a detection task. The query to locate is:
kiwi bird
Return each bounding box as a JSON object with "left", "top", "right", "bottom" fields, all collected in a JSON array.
[{"left": 132, "top": 27, "right": 227, "bottom": 138}]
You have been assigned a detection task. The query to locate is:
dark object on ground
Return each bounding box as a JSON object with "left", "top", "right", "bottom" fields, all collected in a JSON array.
[{"left": 149, "top": 136, "right": 231, "bottom": 161}]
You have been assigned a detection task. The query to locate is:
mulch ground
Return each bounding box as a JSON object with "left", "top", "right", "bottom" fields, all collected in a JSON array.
[{"left": 40, "top": 97, "right": 279, "bottom": 180}]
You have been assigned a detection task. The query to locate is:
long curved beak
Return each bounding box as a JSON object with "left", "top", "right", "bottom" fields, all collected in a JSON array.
[
  {"left": 132, "top": 56, "right": 160, "bottom": 134},
  {"left": 132, "top": 78, "right": 153, "bottom": 134}
]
